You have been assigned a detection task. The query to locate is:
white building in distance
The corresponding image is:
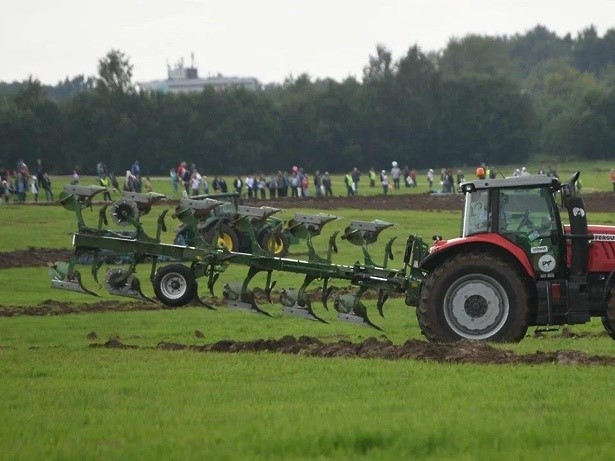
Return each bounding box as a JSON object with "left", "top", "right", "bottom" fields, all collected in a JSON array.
[{"left": 139, "top": 57, "right": 260, "bottom": 94}]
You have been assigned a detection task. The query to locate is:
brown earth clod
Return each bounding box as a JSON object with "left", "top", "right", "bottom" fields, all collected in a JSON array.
[{"left": 88, "top": 335, "right": 615, "bottom": 365}]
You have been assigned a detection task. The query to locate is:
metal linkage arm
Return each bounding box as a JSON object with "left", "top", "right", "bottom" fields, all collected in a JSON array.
[{"left": 59, "top": 185, "right": 109, "bottom": 229}]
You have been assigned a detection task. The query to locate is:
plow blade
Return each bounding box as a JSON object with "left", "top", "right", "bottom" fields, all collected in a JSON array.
[
  {"left": 223, "top": 282, "right": 272, "bottom": 317},
  {"left": 49, "top": 263, "right": 100, "bottom": 297},
  {"left": 337, "top": 311, "right": 383, "bottom": 331},
  {"left": 192, "top": 292, "right": 217, "bottom": 310},
  {"left": 280, "top": 289, "right": 327, "bottom": 323},
  {"left": 282, "top": 303, "right": 327, "bottom": 323},
  {"left": 51, "top": 276, "right": 101, "bottom": 297},
  {"left": 334, "top": 294, "right": 383, "bottom": 331},
  {"left": 103, "top": 268, "right": 157, "bottom": 302}
]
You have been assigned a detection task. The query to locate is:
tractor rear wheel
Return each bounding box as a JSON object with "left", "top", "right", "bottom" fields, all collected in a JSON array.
[
  {"left": 259, "top": 229, "right": 290, "bottom": 257},
  {"left": 153, "top": 264, "right": 196, "bottom": 307},
  {"left": 202, "top": 224, "right": 240, "bottom": 252},
  {"left": 417, "top": 253, "right": 530, "bottom": 342},
  {"left": 601, "top": 288, "right": 615, "bottom": 339}
]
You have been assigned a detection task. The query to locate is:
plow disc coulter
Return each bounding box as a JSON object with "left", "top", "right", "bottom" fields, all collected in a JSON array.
[{"left": 50, "top": 186, "right": 428, "bottom": 331}]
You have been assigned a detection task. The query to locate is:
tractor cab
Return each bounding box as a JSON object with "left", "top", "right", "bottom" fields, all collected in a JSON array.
[{"left": 456, "top": 174, "right": 565, "bottom": 278}]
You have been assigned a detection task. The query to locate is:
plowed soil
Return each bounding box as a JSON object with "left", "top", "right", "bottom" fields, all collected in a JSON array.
[
  {"left": 3, "top": 192, "right": 615, "bottom": 364},
  {"left": 87, "top": 334, "right": 615, "bottom": 365}
]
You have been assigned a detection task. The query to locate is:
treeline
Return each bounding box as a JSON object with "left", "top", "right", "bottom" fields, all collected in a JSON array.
[{"left": 1, "top": 25, "right": 615, "bottom": 176}]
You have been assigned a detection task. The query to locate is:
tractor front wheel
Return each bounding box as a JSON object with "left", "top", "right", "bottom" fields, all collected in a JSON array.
[
  {"left": 153, "top": 264, "right": 196, "bottom": 307},
  {"left": 417, "top": 253, "right": 530, "bottom": 342}
]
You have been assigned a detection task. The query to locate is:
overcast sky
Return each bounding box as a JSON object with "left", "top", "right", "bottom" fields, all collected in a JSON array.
[{"left": 1, "top": 0, "right": 613, "bottom": 86}]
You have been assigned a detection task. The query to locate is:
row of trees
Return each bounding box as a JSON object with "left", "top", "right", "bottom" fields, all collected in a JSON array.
[{"left": 1, "top": 25, "right": 614, "bottom": 176}]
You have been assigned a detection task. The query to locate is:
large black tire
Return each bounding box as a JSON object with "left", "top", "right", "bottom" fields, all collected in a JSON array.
[
  {"left": 601, "top": 288, "right": 615, "bottom": 339},
  {"left": 153, "top": 264, "right": 196, "bottom": 307},
  {"left": 417, "top": 253, "right": 530, "bottom": 342},
  {"left": 201, "top": 224, "right": 239, "bottom": 252},
  {"left": 259, "top": 228, "right": 290, "bottom": 257}
]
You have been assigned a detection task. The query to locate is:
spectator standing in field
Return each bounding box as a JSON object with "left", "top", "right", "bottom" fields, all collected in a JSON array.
[
  {"left": 35, "top": 159, "right": 44, "bottom": 188},
  {"left": 380, "top": 170, "right": 389, "bottom": 195},
  {"left": 245, "top": 174, "right": 255, "bottom": 198},
  {"left": 124, "top": 171, "right": 136, "bottom": 192},
  {"left": 344, "top": 171, "right": 354, "bottom": 196},
  {"left": 191, "top": 170, "right": 202, "bottom": 196},
  {"left": 212, "top": 176, "right": 222, "bottom": 193},
  {"left": 351, "top": 167, "right": 361, "bottom": 195},
  {"left": 219, "top": 177, "right": 228, "bottom": 193},
  {"left": 611, "top": 169, "right": 615, "bottom": 191},
  {"left": 170, "top": 168, "right": 179, "bottom": 196},
  {"left": 131, "top": 160, "right": 141, "bottom": 179},
  {"left": 30, "top": 176, "right": 39, "bottom": 202},
  {"left": 409, "top": 168, "right": 417, "bottom": 188},
  {"left": 290, "top": 171, "right": 300, "bottom": 197},
  {"left": 181, "top": 166, "right": 191, "bottom": 196},
  {"left": 17, "top": 159, "right": 30, "bottom": 178},
  {"left": 71, "top": 168, "right": 79, "bottom": 185},
  {"left": 202, "top": 175, "right": 209, "bottom": 194},
  {"left": 277, "top": 171, "right": 287, "bottom": 197},
  {"left": 322, "top": 171, "right": 333, "bottom": 197},
  {"left": 233, "top": 175, "right": 243, "bottom": 196},
  {"left": 427, "top": 169, "right": 434, "bottom": 188},
  {"left": 267, "top": 173, "right": 278, "bottom": 198},
  {"left": 2, "top": 179, "right": 12, "bottom": 204},
  {"left": 257, "top": 176, "right": 267, "bottom": 199},
  {"left": 391, "top": 161, "right": 401, "bottom": 190},
  {"left": 15, "top": 171, "right": 27, "bottom": 202},
  {"left": 143, "top": 176, "right": 153, "bottom": 193},
  {"left": 313, "top": 170, "right": 323, "bottom": 197},
  {"left": 41, "top": 172, "right": 53, "bottom": 202},
  {"left": 100, "top": 175, "right": 112, "bottom": 201},
  {"left": 369, "top": 168, "right": 376, "bottom": 188},
  {"left": 300, "top": 169, "right": 309, "bottom": 198}
]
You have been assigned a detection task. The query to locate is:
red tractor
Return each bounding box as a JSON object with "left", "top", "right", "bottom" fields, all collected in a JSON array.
[{"left": 413, "top": 172, "right": 615, "bottom": 342}]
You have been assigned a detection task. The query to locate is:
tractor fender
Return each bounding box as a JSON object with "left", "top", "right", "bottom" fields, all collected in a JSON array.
[{"left": 420, "top": 234, "right": 535, "bottom": 279}]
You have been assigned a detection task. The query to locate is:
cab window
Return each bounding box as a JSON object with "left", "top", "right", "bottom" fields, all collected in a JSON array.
[
  {"left": 498, "top": 187, "right": 557, "bottom": 237},
  {"left": 463, "top": 190, "right": 490, "bottom": 236}
]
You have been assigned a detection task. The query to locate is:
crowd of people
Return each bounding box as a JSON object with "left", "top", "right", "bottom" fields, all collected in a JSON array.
[
  {"left": 1, "top": 159, "right": 54, "bottom": 204},
  {"left": 0, "top": 156, "right": 609, "bottom": 204}
]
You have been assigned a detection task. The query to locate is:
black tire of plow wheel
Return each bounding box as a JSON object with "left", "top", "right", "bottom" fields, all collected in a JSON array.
[
  {"left": 202, "top": 224, "right": 239, "bottom": 252},
  {"left": 153, "top": 264, "right": 197, "bottom": 307},
  {"left": 601, "top": 288, "right": 615, "bottom": 339},
  {"left": 259, "top": 228, "right": 290, "bottom": 257},
  {"left": 417, "top": 253, "right": 530, "bottom": 342}
]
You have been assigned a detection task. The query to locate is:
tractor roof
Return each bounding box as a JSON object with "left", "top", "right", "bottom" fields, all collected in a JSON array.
[{"left": 459, "top": 175, "right": 560, "bottom": 193}]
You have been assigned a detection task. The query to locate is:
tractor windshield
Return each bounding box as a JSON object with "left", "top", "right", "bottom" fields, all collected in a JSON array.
[{"left": 498, "top": 187, "right": 557, "bottom": 236}]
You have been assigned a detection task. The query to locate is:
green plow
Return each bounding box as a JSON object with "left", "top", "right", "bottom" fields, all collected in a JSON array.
[{"left": 50, "top": 185, "right": 429, "bottom": 331}]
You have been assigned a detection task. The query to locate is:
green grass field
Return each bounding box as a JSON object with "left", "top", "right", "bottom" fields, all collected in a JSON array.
[{"left": 2, "top": 166, "right": 615, "bottom": 460}]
